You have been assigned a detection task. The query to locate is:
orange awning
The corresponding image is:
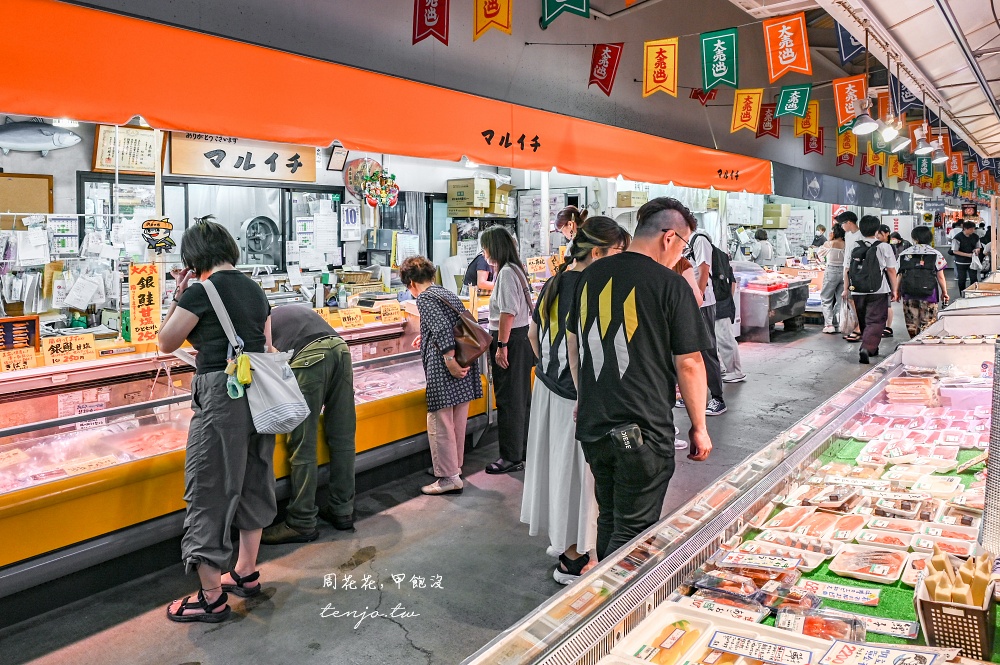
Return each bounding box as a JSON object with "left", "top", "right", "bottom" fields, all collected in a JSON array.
[{"left": 1, "top": 0, "right": 771, "bottom": 194}]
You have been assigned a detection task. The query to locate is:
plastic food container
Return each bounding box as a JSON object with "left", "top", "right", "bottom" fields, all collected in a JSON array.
[
  {"left": 764, "top": 506, "right": 816, "bottom": 531},
  {"left": 694, "top": 571, "right": 760, "bottom": 600},
  {"left": 829, "top": 514, "right": 866, "bottom": 542},
  {"left": 622, "top": 611, "right": 711, "bottom": 665},
  {"left": 792, "top": 512, "right": 840, "bottom": 539},
  {"left": 873, "top": 497, "right": 923, "bottom": 520},
  {"left": 935, "top": 507, "right": 981, "bottom": 528},
  {"left": 920, "top": 523, "right": 978, "bottom": 542},
  {"left": 865, "top": 517, "right": 922, "bottom": 534},
  {"left": 755, "top": 582, "right": 821, "bottom": 613},
  {"left": 828, "top": 544, "right": 909, "bottom": 584},
  {"left": 940, "top": 385, "right": 992, "bottom": 410},
  {"left": 775, "top": 608, "right": 867, "bottom": 641},
  {"left": 855, "top": 529, "right": 911, "bottom": 551},
  {"left": 910, "top": 534, "right": 977, "bottom": 558},
  {"left": 880, "top": 465, "right": 939, "bottom": 487},
  {"left": 755, "top": 530, "right": 841, "bottom": 557},
  {"left": 911, "top": 475, "right": 964, "bottom": 499}
]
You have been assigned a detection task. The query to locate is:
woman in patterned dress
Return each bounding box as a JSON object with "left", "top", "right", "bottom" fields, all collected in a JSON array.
[
  {"left": 401, "top": 256, "right": 483, "bottom": 496},
  {"left": 521, "top": 217, "right": 630, "bottom": 584}
]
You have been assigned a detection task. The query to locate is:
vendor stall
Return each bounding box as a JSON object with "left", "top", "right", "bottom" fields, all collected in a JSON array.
[
  {"left": 464, "top": 297, "right": 999, "bottom": 665},
  {"left": 733, "top": 262, "right": 812, "bottom": 342}
]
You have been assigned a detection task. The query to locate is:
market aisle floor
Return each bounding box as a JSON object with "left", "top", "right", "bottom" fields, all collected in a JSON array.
[{"left": 0, "top": 319, "right": 902, "bottom": 665}]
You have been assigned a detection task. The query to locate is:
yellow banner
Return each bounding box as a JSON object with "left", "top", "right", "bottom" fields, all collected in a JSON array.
[
  {"left": 932, "top": 170, "right": 944, "bottom": 189},
  {"left": 473, "top": 0, "right": 512, "bottom": 40},
  {"left": 836, "top": 129, "right": 857, "bottom": 157},
  {"left": 866, "top": 140, "right": 886, "bottom": 167},
  {"left": 129, "top": 263, "right": 161, "bottom": 343},
  {"left": 887, "top": 155, "right": 905, "bottom": 179},
  {"left": 943, "top": 181, "right": 954, "bottom": 194},
  {"left": 730, "top": 89, "right": 764, "bottom": 133},
  {"left": 793, "top": 100, "right": 819, "bottom": 137},
  {"left": 643, "top": 37, "right": 678, "bottom": 97}
]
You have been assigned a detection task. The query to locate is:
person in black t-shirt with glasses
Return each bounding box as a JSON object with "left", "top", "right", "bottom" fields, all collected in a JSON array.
[
  {"left": 951, "top": 220, "right": 983, "bottom": 293},
  {"left": 567, "top": 197, "right": 715, "bottom": 561}
]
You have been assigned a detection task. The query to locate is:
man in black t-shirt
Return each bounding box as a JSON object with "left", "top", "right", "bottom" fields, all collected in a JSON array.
[
  {"left": 462, "top": 252, "right": 494, "bottom": 293},
  {"left": 951, "top": 221, "right": 982, "bottom": 292},
  {"left": 567, "top": 197, "right": 714, "bottom": 561}
]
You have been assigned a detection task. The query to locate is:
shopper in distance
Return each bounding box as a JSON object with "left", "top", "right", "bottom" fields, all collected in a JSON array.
[
  {"left": 684, "top": 216, "right": 730, "bottom": 415},
  {"left": 845, "top": 215, "right": 900, "bottom": 364}
]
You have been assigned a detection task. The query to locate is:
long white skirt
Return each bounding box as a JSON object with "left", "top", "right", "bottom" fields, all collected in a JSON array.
[{"left": 520, "top": 380, "right": 598, "bottom": 554}]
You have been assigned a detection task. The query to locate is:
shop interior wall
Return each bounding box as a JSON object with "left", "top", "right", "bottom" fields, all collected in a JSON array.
[{"left": 63, "top": 0, "right": 891, "bottom": 187}]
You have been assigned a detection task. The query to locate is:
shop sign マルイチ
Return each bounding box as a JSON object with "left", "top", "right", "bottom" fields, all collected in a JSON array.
[{"left": 170, "top": 133, "right": 316, "bottom": 183}]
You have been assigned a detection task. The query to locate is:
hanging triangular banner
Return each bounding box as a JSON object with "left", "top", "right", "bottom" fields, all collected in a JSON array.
[
  {"left": 689, "top": 88, "right": 718, "bottom": 105},
  {"left": 887, "top": 154, "right": 905, "bottom": 179},
  {"left": 836, "top": 22, "right": 865, "bottom": 65},
  {"left": 933, "top": 170, "right": 945, "bottom": 189},
  {"left": 917, "top": 157, "right": 933, "bottom": 180},
  {"left": 838, "top": 120, "right": 854, "bottom": 135},
  {"left": 794, "top": 100, "right": 820, "bottom": 137},
  {"left": 588, "top": 43, "right": 624, "bottom": 96},
  {"left": 837, "top": 128, "right": 858, "bottom": 157},
  {"left": 413, "top": 0, "right": 450, "bottom": 45},
  {"left": 756, "top": 103, "right": 780, "bottom": 138},
  {"left": 836, "top": 152, "right": 856, "bottom": 167},
  {"left": 775, "top": 84, "right": 811, "bottom": 118},
  {"left": 541, "top": 0, "right": 589, "bottom": 27},
  {"left": 860, "top": 152, "right": 876, "bottom": 177},
  {"left": 832, "top": 74, "right": 867, "bottom": 128},
  {"left": 803, "top": 127, "right": 824, "bottom": 155},
  {"left": 871, "top": 132, "right": 890, "bottom": 155},
  {"left": 731, "top": 89, "right": 764, "bottom": 133},
  {"left": 642, "top": 38, "right": 679, "bottom": 97},
  {"left": 473, "top": 0, "right": 512, "bottom": 40},
  {"left": 700, "top": 27, "right": 739, "bottom": 91},
  {"left": 946, "top": 151, "right": 963, "bottom": 178},
  {"left": 950, "top": 126, "right": 969, "bottom": 152},
  {"left": 866, "top": 140, "right": 886, "bottom": 166},
  {"left": 890, "top": 74, "right": 921, "bottom": 115},
  {"left": 762, "top": 12, "right": 812, "bottom": 83}
]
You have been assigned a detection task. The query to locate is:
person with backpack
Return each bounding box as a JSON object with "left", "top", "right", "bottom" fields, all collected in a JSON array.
[
  {"left": 846, "top": 215, "right": 900, "bottom": 364},
  {"left": 898, "top": 226, "right": 949, "bottom": 338},
  {"left": 685, "top": 222, "right": 728, "bottom": 416}
]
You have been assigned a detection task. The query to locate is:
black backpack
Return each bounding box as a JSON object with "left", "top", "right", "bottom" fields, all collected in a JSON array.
[
  {"left": 848, "top": 240, "right": 885, "bottom": 294},
  {"left": 898, "top": 253, "right": 938, "bottom": 298},
  {"left": 691, "top": 234, "right": 735, "bottom": 304}
]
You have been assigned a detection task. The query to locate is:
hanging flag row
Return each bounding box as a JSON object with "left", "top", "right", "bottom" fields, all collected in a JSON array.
[{"left": 415, "top": 0, "right": 585, "bottom": 45}]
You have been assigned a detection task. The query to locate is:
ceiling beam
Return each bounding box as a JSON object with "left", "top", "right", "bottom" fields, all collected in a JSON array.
[{"left": 931, "top": 0, "right": 1000, "bottom": 130}]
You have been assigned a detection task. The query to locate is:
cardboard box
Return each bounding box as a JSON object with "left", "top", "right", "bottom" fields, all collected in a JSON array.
[
  {"left": 762, "top": 216, "right": 789, "bottom": 229},
  {"left": 490, "top": 182, "right": 516, "bottom": 206},
  {"left": 484, "top": 200, "right": 511, "bottom": 216},
  {"left": 447, "top": 206, "right": 485, "bottom": 218},
  {"left": 616, "top": 190, "right": 648, "bottom": 208},
  {"left": 448, "top": 178, "right": 490, "bottom": 208},
  {"left": 763, "top": 203, "right": 792, "bottom": 217}
]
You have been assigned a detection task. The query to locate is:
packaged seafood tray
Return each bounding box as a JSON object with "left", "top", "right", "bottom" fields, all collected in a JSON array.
[
  {"left": 746, "top": 502, "right": 775, "bottom": 530},
  {"left": 880, "top": 465, "right": 939, "bottom": 487},
  {"left": 755, "top": 530, "right": 841, "bottom": 557},
  {"left": 683, "top": 591, "right": 771, "bottom": 624},
  {"left": 934, "top": 506, "right": 981, "bottom": 528},
  {"left": 720, "top": 566, "right": 801, "bottom": 589},
  {"left": 828, "top": 514, "right": 866, "bottom": 542},
  {"left": 870, "top": 402, "right": 926, "bottom": 418},
  {"left": 828, "top": 544, "right": 910, "bottom": 584},
  {"left": 791, "top": 511, "right": 841, "bottom": 539},
  {"left": 698, "top": 483, "right": 740, "bottom": 512},
  {"left": 919, "top": 523, "right": 978, "bottom": 542},
  {"left": 854, "top": 529, "right": 911, "bottom": 551},
  {"left": 774, "top": 608, "right": 866, "bottom": 642},
  {"left": 611, "top": 603, "right": 831, "bottom": 665},
  {"left": 909, "top": 535, "right": 977, "bottom": 558},
  {"left": 872, "top": 497, "right": 923, "bottom": 520},
  {"left": 754, "top": 581, "right": 821, "bottom": 613},
  {"left": 947, "top": 488, "right": 985, "bottom": 513},
  {"left": 736, "top": 542, "right": 824, "bottom": 574},
  {"left": 910, "top": 475, "right": 964, "bottom": 499},
  {"left": 694, "top": 572, "right": 759, "bottom": 601},
  {"left": 864, "top": 517, "right": 922, "bottom": 534},
  {"left": 762, "top": 507, "right": 816, "bottom": 531},
  {"left": 818, "top": 462, "right": 885, "bottom": 480}
]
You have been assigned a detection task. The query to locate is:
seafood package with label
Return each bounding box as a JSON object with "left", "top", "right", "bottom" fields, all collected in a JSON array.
[
  {"left": 829, "top": 545, "right": 909, "bottom": 583},
  {"left": 775, "top": 608, "right": 867, "bottom": 642}
]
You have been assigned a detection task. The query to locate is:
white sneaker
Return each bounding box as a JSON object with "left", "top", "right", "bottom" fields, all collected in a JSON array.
[
  {"left": 546, "top": 546, "right": 561, "bottom": 558},
  {"left": 675, "top": 438, "right": 689, "bottom": 449},
  {"left": 722, "top": 372, "right": 746, "bottom": 383},
  {"left": 822, "top": 326, "right": 836, "bottom": 334},
  {"left": 421, "top": 477, "right": 463, "bottom": 495}
]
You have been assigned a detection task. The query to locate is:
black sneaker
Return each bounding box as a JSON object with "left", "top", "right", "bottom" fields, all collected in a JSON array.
[
  {"left": 859, "top": 349, "right": 870, "bottom": 364},
  {"left": 706, "top": 398, "right": 727, "bottom": 416}
]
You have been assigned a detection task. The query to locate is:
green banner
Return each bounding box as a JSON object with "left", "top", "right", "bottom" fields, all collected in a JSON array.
[
  {"left": 541, "top": 0, "right": 589, "bottom": 27},
  {"left": 837, "top": 119, "right": 854, "bottom": 135},
  {"left": 871, "top": 133, "right": 889, "bottom": 155},
  {"left": 956, "top": 173, "right": 967, "bottom": 189},
  {"left": 700, "top": 28, "right": 738, "bottom": 91},
  {"left": 775, "top": 84, "right": 812, "bottom": 118},
  {"left": 916, "top": 157, "right": 932, "bottom": 179}
]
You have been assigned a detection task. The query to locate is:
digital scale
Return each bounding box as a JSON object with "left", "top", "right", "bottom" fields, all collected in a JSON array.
[{"left": 355, "top": 292, "right": 399, "bottom": 312}]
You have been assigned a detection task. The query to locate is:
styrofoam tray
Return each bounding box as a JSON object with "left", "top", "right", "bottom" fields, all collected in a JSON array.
[
  {"left": 909, "top": 534, "right": 977, "bottom": 558},
  {"left": 828, "top": 544, "right": 911, "bottom": 584},
  {"left": 864, "top": 517, "right": 922, "bottom": 534},
  {"left": 854, "top": 529, "right": 912, "bottom": 551},
  {"left": 737, "top": 541, "right": 825, "bottom": 573},
  {"left": 920, "top": 523, "right": 978, "bottom": 542}
]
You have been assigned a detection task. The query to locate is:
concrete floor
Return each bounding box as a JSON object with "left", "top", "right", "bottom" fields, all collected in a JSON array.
[{"left": 0, "top": 312, "right": 908, "bottom": 665}]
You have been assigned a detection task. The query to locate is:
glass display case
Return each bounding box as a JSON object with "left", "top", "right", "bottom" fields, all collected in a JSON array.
[{"left": 465, "top": 318, "right": 999, "bottom": 665}]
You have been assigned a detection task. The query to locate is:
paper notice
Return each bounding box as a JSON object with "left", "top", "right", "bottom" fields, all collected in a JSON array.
[
  {"left": 287, "top": 265, "right": 303, "bottom": 286},
  {"left": 64, "top": 275, "right": 100, "bottom": 310}
]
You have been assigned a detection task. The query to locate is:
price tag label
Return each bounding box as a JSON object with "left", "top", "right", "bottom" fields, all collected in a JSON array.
[
  {"left": 525, "top": 256, "right": 547, "bottom": 274},
  {"left": 0, "top": 448, "right": 29, "bottom": 468},
  {"left": 379, "top": 302, "right": 403, "bottom": 323},
  {"left": 796, "top": 579, "right": 880, "bottom": 606},
  {"left": 63, "top": 454, "right": 119, "bottom": 476},
  {"left": 0, "top": 348, "right": 37, "bottom": 372},
  {"left": 709, "top": 631, "right": 812, "bottom": 665},
  {"left": 339, "top": 308, "right": 365, "bottom": 329},
  {"left": 43, "top": 334, "right": 98, "bottom": 366},
  {"left": 717, "top": 551, "right": 801, "bottom": 571}
]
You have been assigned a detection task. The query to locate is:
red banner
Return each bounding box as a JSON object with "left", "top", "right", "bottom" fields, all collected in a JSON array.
[
  {"left": 803, "top": 127, "right": 824, "bottom": 155},
  {"left": 689, "top": 88, "right": 718, "bottom": 106},
  {"left": 413, "top": 0, "right": 449, "bottom": 45},
  {"left": 589, "top": 43, "right": 624, "bottom": 97},
  {"left": 836, "top": 152, "right": 855, "bottom": 167},
  {"left": 905, "top": 165, "right": 917, "bottom": 186},
  {"left": 756, "top": 103, "right": 779, "bottom": 138},
  {"left": 762, "top": 12, "right": 812, "bottom": 83},
  {"left": 860, "top": 152, "right": 875, "bottom": 177}
]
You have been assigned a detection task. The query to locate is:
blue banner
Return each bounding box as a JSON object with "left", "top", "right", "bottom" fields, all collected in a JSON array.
[
  {"left": 890, "top": 75, "right": 920, "bottom": 115},
  {"left": 836, "top": 22, "right": 865, "bottom": 65}
]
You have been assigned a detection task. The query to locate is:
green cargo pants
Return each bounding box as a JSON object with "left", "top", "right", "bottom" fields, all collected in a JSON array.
[{"left": 285, "top": 336, "right": 356, "bottom": 530}]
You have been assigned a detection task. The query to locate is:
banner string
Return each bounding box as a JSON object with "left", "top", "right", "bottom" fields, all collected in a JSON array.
[{"left": 524, "top": 18, "right": 765, "bottom": 46}]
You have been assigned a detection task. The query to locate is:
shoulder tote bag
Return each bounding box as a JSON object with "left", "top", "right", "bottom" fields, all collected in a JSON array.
[
  {"left": 429, "top": 289, "right": 492, "bottom": 368},
  {"left": 201, "top": 280, "right": 310, "bottom": 434}
]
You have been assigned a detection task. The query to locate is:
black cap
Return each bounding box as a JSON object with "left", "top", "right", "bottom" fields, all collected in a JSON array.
[{"left": 834, "top": 211, "right": 858, "bottom": 224}]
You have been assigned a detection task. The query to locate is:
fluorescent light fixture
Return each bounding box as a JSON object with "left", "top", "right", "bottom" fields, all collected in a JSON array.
[
  {"left": 852, "top": 99, "right": 878, "bottom": 135},
  {"left": 931, "top": 141, "right": 948, "bottom": 164},
  {"left": 913, "top": 126, "right": 933, "bottom": 155}
]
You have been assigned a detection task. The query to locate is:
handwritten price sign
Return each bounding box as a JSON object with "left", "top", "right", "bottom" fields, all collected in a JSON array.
[
  {"left": 379, "top": 302, "right": 403, "bottom": 323},
  {"left": 0, "top": 348, "right": 37, "bottom": 372},
  {"left": 339, "top": 308, "right": 365, "bottom": 329},
  {"left": 43, "top": 334, "right": 98, "bottom": 366},
  {"left": 525, "top": 256, "right": 548, "bottom": 274}
]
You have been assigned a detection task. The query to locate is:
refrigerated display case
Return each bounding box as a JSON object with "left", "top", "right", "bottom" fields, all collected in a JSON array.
[
  {"left": 465, "top": 306, "right": 999, "bottom": 665},
  {"left": 0, "top": 347, "right": 488, "bottom": 598}
]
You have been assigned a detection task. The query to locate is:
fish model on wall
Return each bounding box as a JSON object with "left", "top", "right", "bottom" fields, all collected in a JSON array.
[{"left": 0, "top": 117, "right": 82, "bottom": 156}]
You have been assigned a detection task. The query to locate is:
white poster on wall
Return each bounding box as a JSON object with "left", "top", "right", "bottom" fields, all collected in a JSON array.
[
  {"left": 882, "top": 215, "right": 915, "bottom": 240},
  {"left": 340, "top": 204, "right": 362, "bottom": 242}
]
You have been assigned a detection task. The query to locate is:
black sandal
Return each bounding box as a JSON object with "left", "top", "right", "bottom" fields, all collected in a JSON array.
[
  {"left": 485, "top": 458, "right": 524, "bottom": 474},
  {"left": 166, "top": 589, "right": 231, "bottom": 623},
  {"left": 844, "top": 332, "right": 861, "bottom": 342},
  {"left": 882, "top": 327, "right": 893, "bottom": 338},
  {"left": 222, "top": 569, "right": 262, "bottom": 598}
]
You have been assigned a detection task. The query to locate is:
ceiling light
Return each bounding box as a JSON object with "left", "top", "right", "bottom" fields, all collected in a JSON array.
[
  {"left": 931, "top": 141, "right": 948, "bottom": 164},
  {"left": 890, "top": 134, "right": 911, "bottom": 153},
  {"left": 879, "top": 117, "right": 899, "bottom": 142},
  {"left": 913, "top": 126, "right": 933, "bottom": 155},
  {"left": 852, "top": 99, "right": 878, "bottom": 135}
]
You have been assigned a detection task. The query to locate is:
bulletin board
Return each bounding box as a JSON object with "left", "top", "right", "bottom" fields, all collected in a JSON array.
[{"left": 0, "top": 173, "right": 53, "bottom": 230}]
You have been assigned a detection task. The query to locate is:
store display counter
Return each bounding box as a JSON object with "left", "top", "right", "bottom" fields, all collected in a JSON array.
[
  {"left": 466, "top": 305, "right": 998, "bottom": 665},
  {"left": 0, "top": 347, "right": 488, "bottom": 598},
  {"left": 739, "top": 279, "right": 811, "bottom": 343}
]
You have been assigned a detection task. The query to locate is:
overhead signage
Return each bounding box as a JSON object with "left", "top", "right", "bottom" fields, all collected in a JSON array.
[{"left": 170, "top": 132, "right": 316, "bottom": 183}]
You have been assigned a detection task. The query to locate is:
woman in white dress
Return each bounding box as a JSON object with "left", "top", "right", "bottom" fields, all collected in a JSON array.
[{"left": 521, "top": 216, "right": 631, "bottom": 585}]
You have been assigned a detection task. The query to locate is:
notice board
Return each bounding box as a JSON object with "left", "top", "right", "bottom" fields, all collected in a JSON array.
[{"left": 0, "top": 173, "right": 53, "bottom": 229}]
